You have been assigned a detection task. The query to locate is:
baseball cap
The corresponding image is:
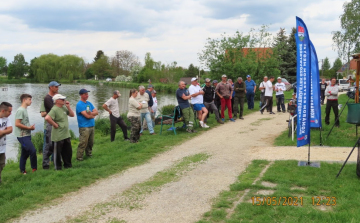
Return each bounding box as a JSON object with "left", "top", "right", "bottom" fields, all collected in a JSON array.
[
  {"left": 148, "top": 84, "right": 154, "bottom": 88},
  {"left": 191, "top": 77, "right": 198, "bottom": 82},
  {"left": 277, "top": 77, "right": 282, "bottom": 80},
  {"left": 152, "top": 90, "right": 157, "bottom": 94},
  {"left": 221, "top": 74, "right": 227, "bottom": 78},
  {"left": 114, "top": 90, "right": 121, "bottom": 96},
  {"left": 79, "top": 89, "right": 90, "bottom": 95},
  {"left": 246, "top": 75, "right": 251, "bottom": 78},
  {"left": 205, "top": 78, "right": 211, "bottom": 83},
  {"left": 52, "top": 94, "right": 66, "bottom": 102},
  {"left": 48, "top": 81, "right": 61, "bottom": 87},
  {"left": 212, "top": 80, "right": 218, "bottom": 84}
]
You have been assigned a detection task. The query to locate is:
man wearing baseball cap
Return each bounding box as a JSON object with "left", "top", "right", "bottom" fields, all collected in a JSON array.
[
  {"left": 245, "top": 75, "right": 256, "bottom": 110},
  {"left": 203, "top": 78, "right": 223, "bottom": 124},
  {"left": 42, "top": 81, "right": 61, "bottom": 169},
  {"left": 189, "top": 77, "right": 209, "bottom": 128},
  {"left": 45, "top": 94, "right": 75, "bottom": 170},
  {"left": 215, "top": 74, "right": 235, "bottom": 122},
  {"left": 102, "top": 90, "right": 129, "bottom": 142},
  {"left": 75, "top": 89, "right": 98, "bottom": 161}
]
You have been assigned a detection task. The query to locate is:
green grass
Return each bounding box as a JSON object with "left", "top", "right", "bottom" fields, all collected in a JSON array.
[
  {"left": 274, "top": 94, "right": 360, "bottom": 147},
  {"left": 198, "top": 160, "right": 360, "bottom": 223},
  {"left": 0, "top": 89, "right": 289, "bottom": 222},
  {"left": 0, "top": 110, "right": 234, "bottom": 223}
]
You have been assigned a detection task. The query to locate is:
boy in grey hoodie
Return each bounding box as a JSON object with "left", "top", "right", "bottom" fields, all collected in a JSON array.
[{"left": 325, "top": 77, "right": 339, "bottom": 127}]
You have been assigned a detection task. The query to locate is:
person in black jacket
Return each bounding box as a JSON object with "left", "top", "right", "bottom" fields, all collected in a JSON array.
[
  {"left": 233, "top": 77, "right": 246, "bottom": 119},
  {"left": 203, "top": 79, "right": 224, "bottom": 124},
  {"left": 212, "top": 80, "right": 221, "bottom": 117}
]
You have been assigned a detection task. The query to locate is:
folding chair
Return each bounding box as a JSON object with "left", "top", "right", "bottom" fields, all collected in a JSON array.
[{"left": 159, "top": 106, "right": 182, "bottom": 135}]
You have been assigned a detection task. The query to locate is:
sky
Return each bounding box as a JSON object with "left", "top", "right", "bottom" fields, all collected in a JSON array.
[{"left": 0, "top": 0, "right": 347, "bottom": 69}]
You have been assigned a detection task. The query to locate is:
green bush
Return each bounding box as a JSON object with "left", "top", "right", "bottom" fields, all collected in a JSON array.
[
  {"left": 159, "top": 104, "right": 176, "bottom": 115},
  {"left": 69, "top": 129, "right": 78, "bottom": 140},
  {"left": 32, "top": 131, "right": 44, "bottom": 154},
  {"left": 95, "top": 118, "right": 111, "bottom": 136}
]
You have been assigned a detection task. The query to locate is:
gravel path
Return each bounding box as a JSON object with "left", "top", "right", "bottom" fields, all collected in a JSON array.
[{"left": 14, "top": 105, "right": 355, "bottom": 223}]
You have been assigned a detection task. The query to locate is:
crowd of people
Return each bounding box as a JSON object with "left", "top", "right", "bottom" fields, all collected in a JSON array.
[{"left": 0, "top": 75, "right": 341, "bottom": 182}]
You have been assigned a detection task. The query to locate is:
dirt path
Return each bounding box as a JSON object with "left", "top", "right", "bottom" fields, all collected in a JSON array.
[{"left": 14, "top": 106, "right": 354, "bottom": 223}]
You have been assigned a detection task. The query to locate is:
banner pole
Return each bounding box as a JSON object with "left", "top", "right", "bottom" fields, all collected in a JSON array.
[
  {"left": 308, "top": 141, "right": 310, "bottom": 165},
  {"left": 320, "top": 127, "right": 323, "bottom": 146}
]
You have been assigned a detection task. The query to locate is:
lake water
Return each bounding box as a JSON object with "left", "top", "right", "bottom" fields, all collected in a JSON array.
[{"left": 0, "top": 83, "right": 178, "bottom": 160}]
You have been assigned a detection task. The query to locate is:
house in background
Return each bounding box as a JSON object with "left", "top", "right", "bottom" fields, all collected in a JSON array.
[{"left": 337, "top": 59, "right": 357, "bottom": 79}]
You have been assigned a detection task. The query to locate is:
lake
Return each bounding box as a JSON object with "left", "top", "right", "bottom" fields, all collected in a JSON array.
[{"left": 0, "top": 83, "right": 178, "bottom": 160}]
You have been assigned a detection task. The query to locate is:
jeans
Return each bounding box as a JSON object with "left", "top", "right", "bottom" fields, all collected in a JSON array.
[
  {"left": 140, "top": 112, "right": 154, "bottom": 134},
  {"left": 17, "top": 136, "right": 37, "bottom": 172},
  {"left": 276, "top": 94, "right": 285, "bottom": 112},
  {"left": 246, "top": 92, "right": 255, "bottom": 109}
]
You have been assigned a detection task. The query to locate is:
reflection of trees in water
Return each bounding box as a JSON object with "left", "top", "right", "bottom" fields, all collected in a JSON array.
[{"left": 4, "top": 83, "right": 178, "bottom": 160}]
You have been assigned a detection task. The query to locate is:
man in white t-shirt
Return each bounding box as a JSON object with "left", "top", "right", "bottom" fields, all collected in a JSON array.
[
  {"left": 0, "top": 102, "right": 13, "bottom": 183},
  {"left": 189, "top": 77, "right": 209, "bottom": 128},
  {"left": 102, "top": 90, "right": 130, "bottom": 142},
  {"left": 259, "top": 76, "right": 268, "bottom": 109},
  {"left": 260, "top": 76, "right": 275, "bottom": 114},
  {"left": 274, "top": 77, "right": 286, "bottom": 113}
]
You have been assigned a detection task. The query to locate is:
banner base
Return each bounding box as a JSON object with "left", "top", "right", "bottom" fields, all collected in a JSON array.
[{"left": 298, "top": 161, "right": 320, "bottom": 168}]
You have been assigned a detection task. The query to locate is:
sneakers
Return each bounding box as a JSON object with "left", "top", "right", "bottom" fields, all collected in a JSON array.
[
  {"left": 199, "top": 121, "right": 204, "bottom": 127},
  {"left": 230, "top": 118, "right": 235, "bottom": 122},
  {"left": 217, "top": 119, "right": 224, "bottom": 124},
  {"left": 186, "top": 128, "right": 193, "bottom": 133},
  {"left": 32, "top": 169, "right": 37, "bottom": 173},
  {"left": 124, "top": 138, "right": 130, "bottom": 141},
  {"left": 270, "top": 112, "right": 276, "bottom": 114},
  {"left": 203, "top": 123, "right": 210, "bottom": 128},
  {"left": 77, "top": 157, "right": 84, "bottom": 161},
  {"left": 233, "top": 116, "right": 237, "bottom": 120},
  {"left": 221, "top": 118, "right": 225, "bottom": 122},
  {"left": 282, "top": 111, "right": 286, "bottom": 113},
  {"left": 239, "top": 117, "right": 244, "bottom": 120},
  {"left": 21, "top": 170, "right": 27, "bottom": 175},
  {"left": 260, "top": 110, "right": 263, "bottom": 114}
]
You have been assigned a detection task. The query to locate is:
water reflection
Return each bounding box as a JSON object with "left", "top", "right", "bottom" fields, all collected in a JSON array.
[{"left": 0, "top": 83, "right": 177, "bottom": 160}]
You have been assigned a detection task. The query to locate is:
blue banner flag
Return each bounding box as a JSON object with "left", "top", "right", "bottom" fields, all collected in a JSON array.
[
  {"left": 309, "top": 41, "right": 322, "bottom": 128},
  {"left": 296, "top": 16, "right": 311, "bottom": 147}
]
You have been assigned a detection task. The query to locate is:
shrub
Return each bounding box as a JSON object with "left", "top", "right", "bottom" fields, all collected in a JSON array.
[
  {"left": 159, "top": 104, "right": 176, "bottom": 115},
  {"left": 69, "top": 129, "right": 78, "bottom": 140},
  {"left": 95, "top": 118, "right": 111, "bottom": 136},
  {"left": 31, "top": 131, "right": 44, "bottom": 154}
]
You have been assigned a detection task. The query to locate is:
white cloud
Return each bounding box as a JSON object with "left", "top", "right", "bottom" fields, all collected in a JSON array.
[{"left": 0, "top": 0, "right": 348, "bottom": 68}]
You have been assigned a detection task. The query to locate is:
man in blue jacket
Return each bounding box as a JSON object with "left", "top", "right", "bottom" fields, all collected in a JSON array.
[{"left": 245, "top": 75, "right": 256, "bottom": 110}]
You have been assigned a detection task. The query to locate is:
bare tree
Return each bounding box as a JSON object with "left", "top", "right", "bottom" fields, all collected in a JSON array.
[{"left": 111, "top": 50, "right": 140, "bottom": 76}]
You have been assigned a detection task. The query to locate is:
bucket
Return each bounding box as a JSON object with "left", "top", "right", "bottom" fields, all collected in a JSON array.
[{"left": 346, "top": 103, "right": 360, "bottom": 124}]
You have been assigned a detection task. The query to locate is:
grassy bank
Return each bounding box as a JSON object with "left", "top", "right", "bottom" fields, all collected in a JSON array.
[
  {"left": 80, "top": 80, "right": 179, "bottom": 93},
  {"left": 0, "top": 108, "right": 235, "bottom": 222},
  {"left": 0, "top": 77, "right": 36, "bottom": 84},
  {"left": 274, "top": 94, "right": 359, "bottom": 147},
  {"left": 198, "top": 160, "right": 360, "bottom": 223}
]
